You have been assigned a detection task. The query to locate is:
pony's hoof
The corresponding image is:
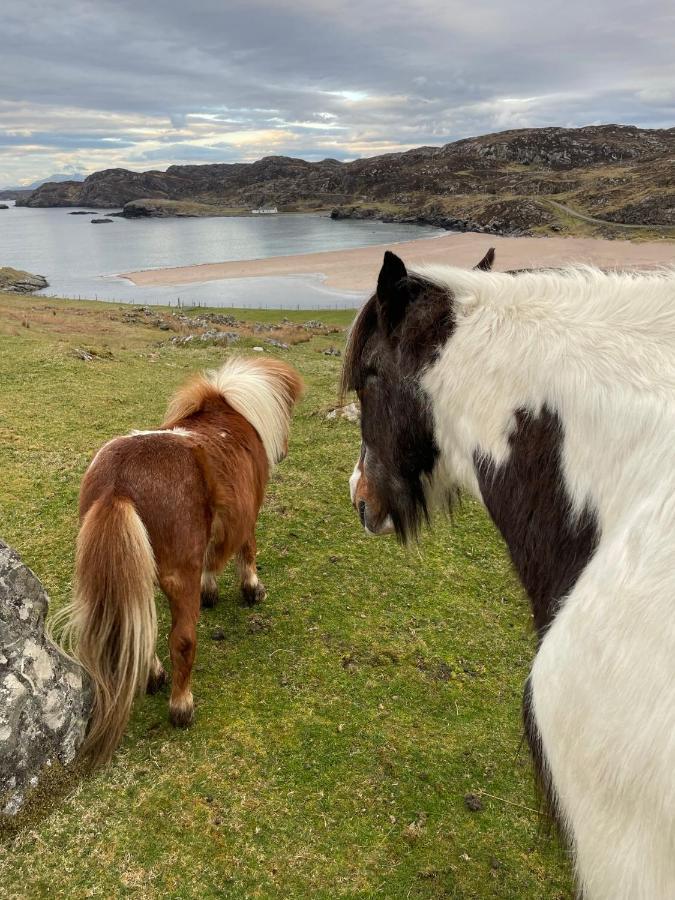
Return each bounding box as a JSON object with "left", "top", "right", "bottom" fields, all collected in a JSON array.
[
  {"left": 241, "top": 580, "right": 267, "bottom": 606},
  {"left": 200, "top": 588, "right": 219, "bottom": 609},
  {"left": 169, "top": 697, "right": 194, "bottom": 728},
  {"left": 146, "top": 665, "right": 167, "bottom": 695}
]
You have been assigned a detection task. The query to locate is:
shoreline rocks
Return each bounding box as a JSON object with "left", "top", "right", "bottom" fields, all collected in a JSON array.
[{"left": 0, "top": 267, "right": 48, "bottom": 293}]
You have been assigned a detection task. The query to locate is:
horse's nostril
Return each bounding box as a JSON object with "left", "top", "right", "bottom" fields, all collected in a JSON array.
[{"left": 358, "top": 500, "right": 367, "bottom": 527}]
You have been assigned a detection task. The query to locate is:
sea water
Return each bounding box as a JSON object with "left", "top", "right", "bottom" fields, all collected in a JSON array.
[{"left": 0, "top": 203, "right": 442, "bottom": 308}]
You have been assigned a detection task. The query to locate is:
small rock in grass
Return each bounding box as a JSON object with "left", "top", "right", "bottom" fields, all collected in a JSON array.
[
  {"left": 211, "top": 627, "right": 226, "bottom": 642},
  {"left": 403, "top": 812, "right": 427, "bottom": 840},
  {"left": 325, "top": 402, "right": 360, "bottom": 423},
  {"left": 247, "top": 614, "right": 270, "bottom": 633},
  {"left": 418, "top": 867, "right": 438, "bottom": 880}
]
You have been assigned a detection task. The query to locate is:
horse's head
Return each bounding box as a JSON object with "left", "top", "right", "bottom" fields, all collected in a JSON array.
[{"left": 341, "top": 248, "right": 495, "bottom": 541}]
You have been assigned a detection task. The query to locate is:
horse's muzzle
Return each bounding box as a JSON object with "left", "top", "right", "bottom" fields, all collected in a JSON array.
[{"left": 358, "top": 499, "right": 395, "bottom": 536}]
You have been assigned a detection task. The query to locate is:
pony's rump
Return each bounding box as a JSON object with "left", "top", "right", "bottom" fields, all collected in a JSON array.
[{"left": 67, "top": 493, "right": 156, "bottom": 766}]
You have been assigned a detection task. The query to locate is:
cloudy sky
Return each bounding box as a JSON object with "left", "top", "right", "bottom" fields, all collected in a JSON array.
[{"left": 1, "top": 0, "right": 673, "bottom": 186}]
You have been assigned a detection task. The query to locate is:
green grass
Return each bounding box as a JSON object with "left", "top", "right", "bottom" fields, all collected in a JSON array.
[{"left": 0, "top": 293, "right": 573, "bottom": 898}]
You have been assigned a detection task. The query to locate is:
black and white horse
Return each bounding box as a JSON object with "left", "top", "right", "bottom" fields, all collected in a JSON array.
[{"left": 342, "top": 250, "right": 675, "bottom": 899}]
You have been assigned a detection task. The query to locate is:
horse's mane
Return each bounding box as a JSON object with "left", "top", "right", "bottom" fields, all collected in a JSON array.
[
  {"left": 342, "top": 265, "right": 675, "bottom": 399},
  {"left": 163, "top": 356, "right": 304, "bottom": 465},
  {"left": 415, "top": 264, "right": 675, "bottom": 332},
  {"left": 340, "top": 294, "right": 377, "bottom": 400}
]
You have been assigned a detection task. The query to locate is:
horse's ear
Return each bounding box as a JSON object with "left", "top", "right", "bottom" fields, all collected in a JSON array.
[
  {"left": 377, "top": 251, "right": 409, "bottom": 332},
  {"left": 475, "top": 247, "right": 495, "bottom": 271}
]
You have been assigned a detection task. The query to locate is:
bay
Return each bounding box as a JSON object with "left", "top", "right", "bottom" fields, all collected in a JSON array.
[{"left": 0, "top": 203, "right": 442, "bottom": 308}]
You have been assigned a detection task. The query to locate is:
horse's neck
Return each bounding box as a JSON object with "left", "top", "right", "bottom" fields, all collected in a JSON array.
[{"left": 424, "top": 287, "right": 675, "bottom": 634}]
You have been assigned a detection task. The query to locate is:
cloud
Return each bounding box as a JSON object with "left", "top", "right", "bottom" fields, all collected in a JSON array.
[{"left": 0, "top": 0, "right": 673, "bottom": 184}]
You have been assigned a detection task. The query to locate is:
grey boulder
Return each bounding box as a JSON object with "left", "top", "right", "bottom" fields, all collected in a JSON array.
[{"left": 0, "top": 540, "right": 91, "bottom": 815}]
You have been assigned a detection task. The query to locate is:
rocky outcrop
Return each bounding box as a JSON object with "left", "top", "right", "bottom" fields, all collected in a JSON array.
[
  {"left": 122, "top": 198, "right": 219, "bottom": 218},
  {"left": 0, "top": 190, "right": 32, "bottom": 201},
  {"left": 0, "top": 268, "right": 48, "bottom": 293},
  {"left": 15, "top": 125, "right": 675, "bottom": 233},
  {"left": 0, "top": 541, "right": 91, "bottom": 815},
  {"left": 329, "top": 204, "right": 534, "bottom": 236}
]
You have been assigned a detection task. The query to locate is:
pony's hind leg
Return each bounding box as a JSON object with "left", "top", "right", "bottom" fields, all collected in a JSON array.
[
  {"left": 161, "top": 570, "right": 201, "bottom": 728},
  {"left": 200, "top": 523, "right": 227, "bottom": 609},
  {"left": 237, "top": 535, "right": 266, "bottom": 606},
  {"left": 200, "top": 570, "right": 219, "bottom": 609},
  {"left": 146, "top": 654, "right": 167, "bottom": 694}
]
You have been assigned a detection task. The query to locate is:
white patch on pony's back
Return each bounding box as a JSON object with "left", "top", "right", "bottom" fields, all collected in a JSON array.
[
  {"left": 207, "top": 357, "right": 292, "bottom": 466},
  {"left": 129, "top": 428, "right": 193, "bottom": 438},
  {"left": 88, "top": 428, "right": 193, "bottom": 470},
  {"left": 417, "top": 264, "right": 675, "bottom": 898}
]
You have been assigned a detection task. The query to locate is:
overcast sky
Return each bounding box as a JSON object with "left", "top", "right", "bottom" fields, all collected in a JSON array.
[{"left": 1, "top": 0, "right": 673, "bottom": 185}]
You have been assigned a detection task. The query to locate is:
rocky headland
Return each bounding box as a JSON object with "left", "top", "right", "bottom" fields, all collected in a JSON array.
[
  {"left": 0, "top": 268, "right": 49, "bottom": 293},
  {"left": 15, "top": 125, "right": 675, "bottom": 237}
]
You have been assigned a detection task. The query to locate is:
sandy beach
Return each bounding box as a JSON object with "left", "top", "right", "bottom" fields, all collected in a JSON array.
[{"left": 122, "top": 231, "right": 674, "bottom": 295}]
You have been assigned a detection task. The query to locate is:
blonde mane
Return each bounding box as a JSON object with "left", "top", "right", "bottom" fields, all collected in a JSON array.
[{"left": 163, "top": 356, "right": 303, "bottom": 465}]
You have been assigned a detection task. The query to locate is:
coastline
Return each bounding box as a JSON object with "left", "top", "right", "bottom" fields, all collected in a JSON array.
[{"left": 121, "top": 231, "right": 675, "bottom": 294}]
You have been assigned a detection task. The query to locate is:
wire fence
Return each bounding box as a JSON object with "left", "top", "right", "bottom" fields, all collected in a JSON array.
[{"left": 38, "top": 292, "right": 358, "bottom": 311}]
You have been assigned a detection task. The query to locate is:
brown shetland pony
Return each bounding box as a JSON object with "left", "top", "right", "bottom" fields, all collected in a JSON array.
[{"left": 59, "top": 356, "right": 303, "bottom": 766}]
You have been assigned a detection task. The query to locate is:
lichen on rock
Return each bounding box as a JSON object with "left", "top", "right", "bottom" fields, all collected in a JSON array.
[{"left": 0, "top": 540, "right": 91, "bottom": 815}]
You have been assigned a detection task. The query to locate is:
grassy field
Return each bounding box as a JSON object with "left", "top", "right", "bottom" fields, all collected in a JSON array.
[{"left": 0, "top": 293, "right": 573, "bottom": 898}]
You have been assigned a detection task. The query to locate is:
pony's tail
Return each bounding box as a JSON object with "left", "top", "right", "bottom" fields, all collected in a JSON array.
[{"left": 60, "top": 494, "right": 157, "bottom": 767}]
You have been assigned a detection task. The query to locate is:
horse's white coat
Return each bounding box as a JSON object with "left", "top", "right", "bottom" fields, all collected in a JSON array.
[
  {"left": 419, "top": 265, "right": 675, "bottom": 900},
  {"left": 349, "top": 460, "right": 362, "bottom": 505}
]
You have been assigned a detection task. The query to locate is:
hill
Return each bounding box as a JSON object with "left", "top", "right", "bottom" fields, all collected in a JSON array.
[{"left": 16, "top": 125, "right": 675, "bottom": 236}]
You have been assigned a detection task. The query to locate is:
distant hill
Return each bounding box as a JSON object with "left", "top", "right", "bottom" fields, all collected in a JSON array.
[
  {"left": 0, "top": 189, "right": 32, "bottom": 201},
  {"left": 8, "top": 172, "right": 86, "bottom": 191},
  {"left": 1, "top": 172, "right": 86, "bottom": 201},
  {"left": 15, "top": 126, "right": 675, "bottom": 236}
]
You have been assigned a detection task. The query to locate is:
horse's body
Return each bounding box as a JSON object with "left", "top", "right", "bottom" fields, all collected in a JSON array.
[
  {"left": 343, "top": 252, "right": 675, "bottom": 899},
  {"left": 61, "top": 356, "right": 303, "bottom": 766}
]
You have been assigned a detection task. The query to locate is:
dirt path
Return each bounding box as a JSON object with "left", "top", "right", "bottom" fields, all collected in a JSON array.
[{"left": 546, "top": 200, "right": 675, "bottom": 232}]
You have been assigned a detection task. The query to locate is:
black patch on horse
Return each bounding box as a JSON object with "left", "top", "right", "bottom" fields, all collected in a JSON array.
[
  {"left": 474, "top": 406, "right": 599, "bottom": 637},
  {"left": 478, "top": 409, "right": 599, "bottom": 848}
]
